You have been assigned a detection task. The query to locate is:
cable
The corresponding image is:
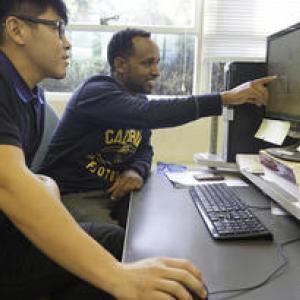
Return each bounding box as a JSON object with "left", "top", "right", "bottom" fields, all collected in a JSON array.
[{"left": 206, "top": 236, "right": 300, "bottom": 299}]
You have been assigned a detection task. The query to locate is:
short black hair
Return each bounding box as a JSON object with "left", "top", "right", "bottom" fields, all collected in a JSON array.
[
  {"left": 107, "top": 28, "right": 151, "bottom": 72},
  {"left": 0, "top": 0, "right": 68, "bottom": 44}
]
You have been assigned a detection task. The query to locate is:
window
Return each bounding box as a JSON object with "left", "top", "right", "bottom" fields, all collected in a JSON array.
[
  {"left": 67, "top": 0, "right": 195, "bottom": 27},
  {"left": 205, "top": 0, "right": 300, "bottom": 92},
  {"left": 43, "top": 0, "right": 300, "bottom": 97},
  {"left": 42, "top": 0, "right": 201, "bottom": 95},
  {"left": 43, "top": 32, "right": 196, "bottom": 95}
]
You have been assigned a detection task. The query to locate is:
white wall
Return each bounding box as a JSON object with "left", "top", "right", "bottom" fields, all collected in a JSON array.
[{"left": 151, "top": 119, "right": 212, "bottom": 164}]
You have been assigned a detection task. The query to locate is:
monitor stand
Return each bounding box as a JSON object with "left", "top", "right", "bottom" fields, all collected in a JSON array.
[
  {"left": 266, "top": 142, "right": 300, "bottom": 162},
  {"left": 193, "top": 152, "right": 238, "bottom": 171}
]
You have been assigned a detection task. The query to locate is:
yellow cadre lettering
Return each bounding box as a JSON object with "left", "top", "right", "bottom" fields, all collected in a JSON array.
[
  {"left": 105, "top": 129, "right": 114, "bottom": 145},
  {"left": 105, "top": 129, "right": 142, "bottom": 147},
  {"left": 86, "top": 161, "right": 97, "bottom": 173},
  {"left": 122, "top": 130, "right": 131, "bottom": 144},
  {"left": 114, "top": 129, "right": 123, "bottom": 144},
  {"left": 97, "top": 166, "right": 105, "bottom": 177},
  {"left": 132, "top": 130, "right": 142, "bottom": 147}
]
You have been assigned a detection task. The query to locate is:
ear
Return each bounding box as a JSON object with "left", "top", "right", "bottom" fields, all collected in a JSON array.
[
  {"left": 114, "top": 56, "right": 128, "bottom": 74},
  {"left": 4, "top": 16, "right": 28, "bottom": 46}
]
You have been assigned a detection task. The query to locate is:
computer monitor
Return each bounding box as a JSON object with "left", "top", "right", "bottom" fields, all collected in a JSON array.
[{"left": 265, "top": 22, "right": 300, "bottom": 161}]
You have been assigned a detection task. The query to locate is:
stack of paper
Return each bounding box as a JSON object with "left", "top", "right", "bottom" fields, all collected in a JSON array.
[{"left": 236, "top": 154, "right": 264, "bottom": 174}]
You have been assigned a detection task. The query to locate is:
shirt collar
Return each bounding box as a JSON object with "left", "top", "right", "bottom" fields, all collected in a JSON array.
[{"left": 0, "top": 51, "right": 44, "bottom": 104}]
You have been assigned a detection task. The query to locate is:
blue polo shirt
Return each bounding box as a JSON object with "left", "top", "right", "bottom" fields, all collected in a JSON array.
[
  {"left": 0, "top": 51, "right": 45, "bottom": 167},
  {"left": 0, "top": 52, "right": 46, "bottom": 230}
]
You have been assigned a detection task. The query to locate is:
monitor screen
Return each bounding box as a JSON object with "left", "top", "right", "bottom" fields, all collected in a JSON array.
[{"left": 266, "top": 22, "right": 300, "bottom": 122}]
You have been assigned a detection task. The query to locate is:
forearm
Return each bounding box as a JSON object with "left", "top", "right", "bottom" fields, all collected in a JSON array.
[
  {"left": 129, "top": 159, "right": 152, "bottom": 180},
  {"left": 0, "top": 167, "right": 120, "bottom": 295},
  {"left": 128, "top": 134, "right": 153, "bottom": 179},
  {"left": 80, "top": 80, "right": 222, "bottom": 129}
]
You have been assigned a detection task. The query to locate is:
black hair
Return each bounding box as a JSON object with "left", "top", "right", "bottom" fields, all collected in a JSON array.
[
  {"left": 107, "top": 28, "right": 151, "bottom": 72},
  {"left": 0, "top": 0, "right": 68, "bottom": 44}
]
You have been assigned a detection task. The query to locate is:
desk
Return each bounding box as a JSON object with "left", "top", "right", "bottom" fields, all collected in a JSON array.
[{"left": 123, "top": 172, "right": 300, "bottom": 299}]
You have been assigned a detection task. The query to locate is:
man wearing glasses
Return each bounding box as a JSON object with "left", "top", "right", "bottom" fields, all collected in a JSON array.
[
  {"left": 10, "top": 14, "right": 66, "bottom": 39},
  {"left": 0, "top": 1, "right": 208, "bottom": 299}
]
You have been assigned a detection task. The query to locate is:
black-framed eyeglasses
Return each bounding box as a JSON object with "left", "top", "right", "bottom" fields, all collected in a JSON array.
[{"left": 12, "top": 15, "right": 66, "bottom": 39}]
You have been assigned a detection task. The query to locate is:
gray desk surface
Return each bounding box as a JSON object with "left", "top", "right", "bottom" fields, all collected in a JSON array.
[{"left": 123, "top": 172, "right": 300, "bottom": 300}]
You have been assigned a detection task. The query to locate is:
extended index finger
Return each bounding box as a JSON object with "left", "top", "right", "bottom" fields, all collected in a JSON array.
[{"left": 253, "top": 75, "right": 277, "bottom": 85}]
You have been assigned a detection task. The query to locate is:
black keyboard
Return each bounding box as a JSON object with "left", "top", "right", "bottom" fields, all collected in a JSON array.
[{"left": 189, "top": 183, "right": 273, "bottom": 240}]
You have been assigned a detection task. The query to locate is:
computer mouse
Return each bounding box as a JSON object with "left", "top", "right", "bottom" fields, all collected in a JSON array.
[{"left": 186, "top": 284, "right": 209, "bottom": 300}]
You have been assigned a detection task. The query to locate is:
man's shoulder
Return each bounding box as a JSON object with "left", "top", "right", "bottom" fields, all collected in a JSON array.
[
  {"left": 70, "top": 75, "right": 123, "bottom": 105},
  {"left": 82, "top": 74, "right": 120, "bottom": 92}
]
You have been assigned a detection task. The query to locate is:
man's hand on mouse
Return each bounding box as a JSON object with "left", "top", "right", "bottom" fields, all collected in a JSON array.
[{"left": 113, "top": 257, "right": 208, "bottom": 300}]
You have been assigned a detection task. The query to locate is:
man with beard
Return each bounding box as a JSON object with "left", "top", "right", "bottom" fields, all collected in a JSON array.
[{"left": 39, "top": 28, "right": 275, "bottom": 229}]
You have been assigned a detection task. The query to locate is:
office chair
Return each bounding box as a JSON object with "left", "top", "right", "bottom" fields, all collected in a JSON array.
[{"left": 30, "top": 102, "right": 59, "bottom": 172}]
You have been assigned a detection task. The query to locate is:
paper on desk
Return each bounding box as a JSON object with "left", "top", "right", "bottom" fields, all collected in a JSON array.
[
  {"left": 164, "top": 170, "right": 248, "bottom": 188},
  {"left": 236, "top": 154, "right": 264, "bottom": 174},
  {"left": 255, "top": 118, "right": 290, "bottom": 145},
  {"left": 271, "top": 202, "right": 290, "bottom": 216}
]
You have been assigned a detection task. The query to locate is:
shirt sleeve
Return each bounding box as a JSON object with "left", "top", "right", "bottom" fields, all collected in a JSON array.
[
  {"left": 127, "top": 130, "right": 153, "bottom": 179},
  {"left": 0, "top": 78, "right": 21, "bottom": 148},
  {"left": 71, "top": 77, "right": 223, "bottom": 130}
]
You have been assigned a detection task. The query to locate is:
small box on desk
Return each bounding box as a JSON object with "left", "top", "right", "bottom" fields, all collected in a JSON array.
[{"left": 259, "top": 150, "right": 300, "bottom": 200}]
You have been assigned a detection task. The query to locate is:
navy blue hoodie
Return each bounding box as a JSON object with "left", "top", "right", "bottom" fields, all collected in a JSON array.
[{"left": 39, "top": 75, "right": 222, "bottom": 193}]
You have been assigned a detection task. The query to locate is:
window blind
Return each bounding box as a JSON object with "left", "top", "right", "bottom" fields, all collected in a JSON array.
[{"left": 203, "top": 0, "right": 300, "bottom": 60}]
